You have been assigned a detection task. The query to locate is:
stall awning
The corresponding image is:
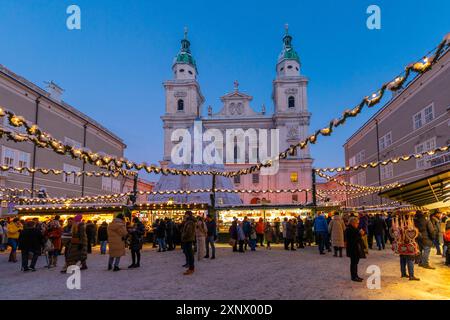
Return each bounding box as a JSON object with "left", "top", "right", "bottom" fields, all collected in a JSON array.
[{"left": 379, "top": 171, "right": 450, "bottom": 209}]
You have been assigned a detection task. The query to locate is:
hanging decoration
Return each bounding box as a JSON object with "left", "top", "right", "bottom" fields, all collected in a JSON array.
[
  {"left": 316, "top": 171, "right": 402, "bottom": 191},
  {"left": 0, "top": 164, "right": 136, "bottom": 177},
  {"left": 316, "top": 145, "right": 449, "bottom": 173},
  {"left": 0, "top": 35, "right": 448, "bottom": 177}
]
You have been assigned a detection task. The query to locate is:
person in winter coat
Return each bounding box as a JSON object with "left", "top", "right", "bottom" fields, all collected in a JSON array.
[
  {"left": 229, "top": 220, "right": 238, "bottom": 252},
  {"left": 195, "top": 216, "right": 208, "bottom": 261},
  {"left": 328, "top": 213, "right": 345, "bottom": 257},
  {"left": 345, "top": 217, "right": 366, "bottom": 282},
  {"left": 248, "top": 221, "right": 257, "bottom": 251},
  {"left": 7, "top": 218, "right": 23, "bottom": 263},
  {"left": 85, "top": 220, "right": 96, "bottom": 254},
  {"left": 165, "top": 218, "right": 175, "bottom": 251},
  {"left": 156, "top": 219, "right": 167, "bottom": 252},
  {"left": 97, "top": 221, "right": 108, "bottom": 255},
  {"left": 264, "top": 222, "right": 274, "bottom": 249},
  {"left": 282, "top": 217, "right": 288, "bottom": 249},
  {"left": 0, "top": 220, "right": 8, "bottom": 252},
  {"left": 273, "top": 218, "right": 281, "bottom": 244},
  {"left": 256, "top": 218, "right": 265, "bottom": 247},
  {"left": 205, "top": 215, "right": 217, "bottom": 259},
  {"left": 242, "top": 217, "right": 251, "bottom": 250},
  {"left": 45, "top": 216, "right": 63, "bottom": 268},
  {"left": 296, "top": 218, "right": 305, "bottom": 248},
  {"left": 107, "top": 214, "right": 128, "bottom": 271},
  {"left": 443, "top": 217, "right": 450, "bottom": 266},
  {"left": 430, "top": 212, "right": 442, "bottom": 255},
  {"left": 127, "top": 217, "right": 145, "bottom": 268},
  {"left": 414, "top": 211, "right": 436, "bottom": 269},
  {"left": 18, "top": 221, "right": 44, "bottom": 272},
  {"left": 61, "top": 214, "right": 88, "bottom": 273},
  {"left": 313, "top": 214, "right": 328, "bottom": 254},
  {"left": 237, "top": 221, "right": 246, "bottom": 253},
  {"left": 358, "top": 213, "right": 369, "bottom": 254},
  {"left": 304, "top": 218, "right": 314, "bottom": 246},
  {"left": 373, "top": 214, "right": 387, "bottom": 250},
  {"left": 285, "top": 220, "right": 296, "bottom": 251},
  {"left": 61, "top": 218, "right": 73, "bottom": 257},
  {"left": 181, "top": 211, "right": 196, "bottom": 275}
]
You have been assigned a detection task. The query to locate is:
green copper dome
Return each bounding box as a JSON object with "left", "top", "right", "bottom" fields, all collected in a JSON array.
[
  {"left": 174, "top": 29, "right": 198, "bottom": 71},
  {"left": 278, "top": 26, "right": 300, "bottom": 63}
]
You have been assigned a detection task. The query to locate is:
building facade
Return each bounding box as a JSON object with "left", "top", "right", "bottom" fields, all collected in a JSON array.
[
  {"left": 160, "top": 29, "right": 313, "bottom": 205},
  {"left": 344, "top": 49, "right": 450, "bottom": 207},
  {"left": 0, "top": 64, "right": 127, "bottom": 215},
  {"left": 123, "top": 177, "right": 154, "bottom": 204}
]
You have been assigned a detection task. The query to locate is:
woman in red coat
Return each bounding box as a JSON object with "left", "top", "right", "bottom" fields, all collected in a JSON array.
[
  {"left": 256, "top": 218, "right": 265, "bottom": 247},
  {"left": 46, "top": 216, "right": 63, "bottom": 268}
]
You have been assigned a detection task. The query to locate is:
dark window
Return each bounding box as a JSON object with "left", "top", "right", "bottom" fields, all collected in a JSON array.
[
  {"left": 188, "top": 70, "right": 193, "bottom": 75},
  {"left": 234, "top": 175, "right": 240, "bottom": 184},
  {"left": 280, "top": 67, "right": 284, "bottom": 72},
  {"left": 252, "top": 174, "right": 259, "bottom": 184},
  {"left": 288, "top": 96, "right": 295, "bottom": 108},
  {"left": 180, "top": 69, "right": 185, "bottom": 73},
  {"left": 287, "top": 65, "right": 293, "bottom": 69},
  {"left": 292, "top": 194, "right": 298, "bottom": 203},
  {"left": 296, "top": 67, "right": 299, "bottom": 71},
  {"left": 177, "top": 99, "right": 184, "bottom": 111}
]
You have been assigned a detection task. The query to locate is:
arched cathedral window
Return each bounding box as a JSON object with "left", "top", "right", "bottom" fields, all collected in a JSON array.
[
  {"left": 288, "top": 96, "right": 295, "bottom": 108},
  {"left": 177, "top": 99, "right": 184, "bottom": 111}
]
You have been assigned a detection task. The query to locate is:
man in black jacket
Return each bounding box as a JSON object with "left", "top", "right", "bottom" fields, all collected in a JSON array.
[
  {"left": 373, "top": 214, "right": 387, "bottom": 250},
  {"left": 204, "top": 215, "right": 217, "bottom": 259},
  {"left": 18, "top": 221, "right": 43, "bottom": 272},
  {"left": 414, "top": 211, "right": 436, "bottom": 269}
]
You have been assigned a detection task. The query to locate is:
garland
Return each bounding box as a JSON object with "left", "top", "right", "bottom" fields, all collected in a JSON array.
[
  {"left": 0, "top": 35, "right": 448, "bottom": 177},
  {"left": 316, "top": 145, "right": 449, "bottom": 173}
]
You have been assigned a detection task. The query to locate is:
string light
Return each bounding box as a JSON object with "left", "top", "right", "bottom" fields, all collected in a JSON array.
[
  {"left": 0, "top": 35, "right": 449, "bottom": 178},
  {"left": 315, "top": 145, "right": 449, "bottom": 173},
  {"left": 316, "top": 171, "right": 402, "bottom": 192},
  {"left": 0, "top": 165, "right": 135, "bottom": 177}
]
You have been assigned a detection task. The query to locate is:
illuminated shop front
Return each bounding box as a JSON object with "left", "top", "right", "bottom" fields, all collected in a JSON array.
[{"left": 215, "top": 204, "right": 340, "bottom": 233}]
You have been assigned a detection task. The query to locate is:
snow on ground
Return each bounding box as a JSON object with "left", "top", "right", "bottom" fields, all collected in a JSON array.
[{"left": 1, "top": 244, "right": 449, "bottom": 300}]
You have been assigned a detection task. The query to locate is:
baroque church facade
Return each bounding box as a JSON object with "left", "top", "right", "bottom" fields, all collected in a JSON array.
[{"left": 159, "top": 28, "right": 313, "bottom": 205}]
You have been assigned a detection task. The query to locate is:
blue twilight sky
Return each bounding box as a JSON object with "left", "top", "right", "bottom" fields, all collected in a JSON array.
[{"left": 0, "top": 0, "right": 449, "bottom": 180}]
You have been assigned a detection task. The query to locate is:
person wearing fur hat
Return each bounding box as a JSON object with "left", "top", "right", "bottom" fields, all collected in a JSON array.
[
  {"left": 61, "top": 214, "right": 88, "bottom": 273},
  {"left": 107, "top": 213, "right": 128, "bottom": 271}
]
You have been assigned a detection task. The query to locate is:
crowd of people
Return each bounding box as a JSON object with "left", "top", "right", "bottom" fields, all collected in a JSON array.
[{"left": 0, "top": 209, "right": 448, "bottom": 281}]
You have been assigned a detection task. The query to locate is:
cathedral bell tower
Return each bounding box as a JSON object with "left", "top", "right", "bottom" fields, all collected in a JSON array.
[
  {"left": 161, "top": 28, "right": 205, "bottom": 161},
  {"left": 272, "top": 24, "right": 311, "bottom": 159}
]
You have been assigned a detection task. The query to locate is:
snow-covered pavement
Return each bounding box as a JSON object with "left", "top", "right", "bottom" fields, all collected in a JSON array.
[{"left": 1, "top": 244, "right": 449, "bottom": 300}]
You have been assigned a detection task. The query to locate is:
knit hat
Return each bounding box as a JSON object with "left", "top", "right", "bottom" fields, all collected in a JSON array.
[{"left": 74, "top": 214, "right": 83, "bottom": 222}]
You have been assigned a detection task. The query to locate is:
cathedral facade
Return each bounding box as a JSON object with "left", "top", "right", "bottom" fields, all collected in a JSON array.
[{"left": 160, "top": 28, "right": 313, "bottom": 205}]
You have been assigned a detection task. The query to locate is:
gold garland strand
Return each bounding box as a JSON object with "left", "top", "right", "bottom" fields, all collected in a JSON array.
[
  {"left": 0, "top": 35, "right": 448, "bottom": 177},
  {"left": 0, "top": 165, "right": 135, "bottom": 177},
  {"left": 316, "top": 145, "right": 449, "bottom": 173},
  {"left": 316, "top": 171, "right": 401, "bottom": 191}
]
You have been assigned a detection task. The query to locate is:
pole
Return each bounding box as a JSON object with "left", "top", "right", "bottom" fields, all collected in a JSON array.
[
  {"left": 311, "top": 169, "right": 317, "bottom": 216},
  {"left": 30, "top": 97, "right": 40, "bottom": 197},
  {"left": 209, "top": 174, "right": 218, "bottom": 236},
  {"left": 81, "top": 122, "right": 88, "bottom": 196},
  {"left": 132, "top": 174, "right": 138, "bottom": 205},
  {"left": 375, "top": 119, "right": 382, "bottom": 205},
  {"left": 304, "top": 189, "right": 308, "bottom": 204}
]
